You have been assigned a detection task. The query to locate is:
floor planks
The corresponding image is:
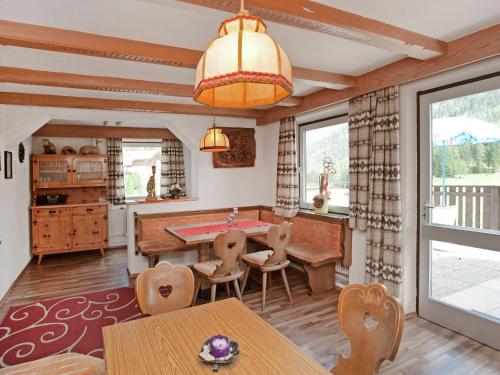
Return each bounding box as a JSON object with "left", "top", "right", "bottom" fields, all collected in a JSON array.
[{"left": 1, "top": 248, "right": 499, "bottom": 374}]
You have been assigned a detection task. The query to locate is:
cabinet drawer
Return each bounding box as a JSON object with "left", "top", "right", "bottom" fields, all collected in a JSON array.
[
  {"left": 33, "top": 208, "right": 72, "bottom": 217},
  {"left": 72, "top": 205, "right": 107, "bottom": 216}
]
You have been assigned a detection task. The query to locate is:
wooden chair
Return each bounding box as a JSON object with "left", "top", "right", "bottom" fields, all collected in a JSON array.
[
  {"left": 135, "top": 261, "right": 195, "bottom": 315},
  {"left": 0, "top": 353, "right": 105, "bottom": 375},
  {"left": 241, "top": 222, "right": 293, "bottom": 311},
  {"left": 331, "top": 283, "right": 405, "bottom": 375},
  {"left": 192, "top": 229, "right": 246, "bottom": 304}
]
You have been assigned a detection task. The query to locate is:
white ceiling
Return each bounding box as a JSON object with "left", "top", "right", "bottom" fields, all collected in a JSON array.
[
  {"left": 0, "top": 0, "right": 498, "bottom": 108},
  {"left": 317, "top": 0, "right": 500, "bottom": 40}
]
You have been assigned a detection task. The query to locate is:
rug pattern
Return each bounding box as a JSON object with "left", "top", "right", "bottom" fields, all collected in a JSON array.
[{"left": 0, "top": 287, "right": 145, "bottom": 368}]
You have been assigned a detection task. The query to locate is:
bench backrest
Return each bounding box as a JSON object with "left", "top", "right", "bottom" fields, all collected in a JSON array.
[
  {"left": 259, "top": 209, "right": 343, "bottom": 259},
  {"left": 136, "top": 209, "right": 260, "bottom": 242}
]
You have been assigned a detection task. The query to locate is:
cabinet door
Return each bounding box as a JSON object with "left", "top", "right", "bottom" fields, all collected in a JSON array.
[
  {"left": 72, "top": 212, "right": 106, "bottom": 249},
  {"left": 33, "top": 156, "right": 72, "bottom": 188},
  {"left": 72, "top": 157, "right": 107, "bottom": 186},
  {"left": 32, "top": 214, "right": 73, "bottom": 253}
]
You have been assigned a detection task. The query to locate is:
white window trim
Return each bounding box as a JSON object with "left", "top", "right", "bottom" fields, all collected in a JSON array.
[{"left": 298, "top": 114, "right": 349, "bottom": 215}]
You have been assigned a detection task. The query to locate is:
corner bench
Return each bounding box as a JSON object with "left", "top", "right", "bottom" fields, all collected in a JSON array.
[{"left": 133, "top": 206, "right": 352, "bottom": 294}]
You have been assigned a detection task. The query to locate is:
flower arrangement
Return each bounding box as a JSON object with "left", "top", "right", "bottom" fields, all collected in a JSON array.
[{"left": 168, "top": 183, "right": 183, "bottom": 199}]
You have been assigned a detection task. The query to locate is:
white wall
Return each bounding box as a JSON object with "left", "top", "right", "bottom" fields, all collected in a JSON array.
[
  {"left": 0, "top": 105, "right": 277, "bottom": 298},
  {"left": 127, "top": 118, "right": 278, "bottom": 274},
  {"left": 0, "top": 106, "right": 33, "bottom": 301},
  {"left": 264, "top": 56, "right": 500, "bottom": 314}
]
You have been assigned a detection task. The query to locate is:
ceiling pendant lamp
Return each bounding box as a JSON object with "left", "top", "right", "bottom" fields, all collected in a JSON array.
[
  {"left": 193, "top": 0, "right": 293, "bottom": 109},
  {"left": 199, "top": 116, "right": 230, "bottom": 152}
]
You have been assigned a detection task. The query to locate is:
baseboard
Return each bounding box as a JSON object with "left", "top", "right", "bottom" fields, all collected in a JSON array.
[{"left": 405, "top": 312, "right": 417, "bottom": 320}]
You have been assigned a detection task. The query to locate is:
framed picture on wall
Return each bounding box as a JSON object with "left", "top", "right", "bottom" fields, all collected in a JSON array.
[{"left": 4, "top": 151, "right": 12, "bottom": 179}]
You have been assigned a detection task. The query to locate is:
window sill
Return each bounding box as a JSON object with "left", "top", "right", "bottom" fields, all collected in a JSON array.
[{"left": 298, "top": 208, "right": 349, "bottom": 220}]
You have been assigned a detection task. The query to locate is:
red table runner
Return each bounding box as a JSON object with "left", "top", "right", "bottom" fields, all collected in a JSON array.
[{"left": 175, "top": 220, "right": 269, "bottom": 237}]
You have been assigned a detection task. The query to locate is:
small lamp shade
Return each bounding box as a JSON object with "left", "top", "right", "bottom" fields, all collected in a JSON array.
[
  {"left": 199, "top": 126, "right": 230, "bottom": 152},
  {"left": 194, "top": 14, "right": 293, "bottom": 109}
]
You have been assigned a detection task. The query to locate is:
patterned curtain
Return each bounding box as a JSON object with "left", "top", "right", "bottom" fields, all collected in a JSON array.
[
  {"left": 348, "top": 86, "right": 403, "bottom": 298},
  {"left": 274, "top": 116, "right": 299, "bottom": 218},
  {"left": 160, "top": 139, "right": 186, "bottom": 198},
  {"left": 107, "top": 138, "right": 125, "bottom": 205}
]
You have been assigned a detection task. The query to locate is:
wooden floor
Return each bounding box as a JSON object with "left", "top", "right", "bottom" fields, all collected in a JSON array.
[{"left": 1, "top": 248, "right": 499, "bottom": 374}]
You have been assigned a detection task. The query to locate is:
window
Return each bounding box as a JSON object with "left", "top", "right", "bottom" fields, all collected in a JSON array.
[
  {"left": 122, "top": 140, "right": 162, "bottom": 199},
  {"left": 299, "top": 115, "right": 349, "bottom": 214}
]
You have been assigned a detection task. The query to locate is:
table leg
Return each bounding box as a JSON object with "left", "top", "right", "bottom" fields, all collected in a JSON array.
[{"left": 198, "top": 242, "right": 211, "bottom": 291}]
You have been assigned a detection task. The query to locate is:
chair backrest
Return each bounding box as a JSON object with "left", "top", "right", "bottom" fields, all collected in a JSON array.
[
  {"left": 265, "top": 222, "right": 293, "bottom": 265},
  {"left": 135, "top": 261, "right": 194, "bottom": 315},
  {"left": 212, "top": 229, "right": 247, "bottom": 277},
  {"left": 331, "top": 283, "right": 404, "bottom": 375}
]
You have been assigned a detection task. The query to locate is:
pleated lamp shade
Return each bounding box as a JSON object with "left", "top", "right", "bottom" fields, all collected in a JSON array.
[
  {"left": 199, "top": 125, "right": 230, "bottom": 152},
  {"left": 193, "top": 13, "right": 293, "bottom": 109}
]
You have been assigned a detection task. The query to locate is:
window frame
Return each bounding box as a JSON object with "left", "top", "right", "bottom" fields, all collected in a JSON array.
[
  {"left": 298, "top": 114, "right": 349, "bottom": 214},
  {"left": 122, "top": 139, "right": 163, "bottom": 200}
]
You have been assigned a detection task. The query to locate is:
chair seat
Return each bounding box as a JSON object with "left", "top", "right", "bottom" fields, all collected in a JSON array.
[
  {"left": 242, "top": 250, "right": 274, "bottom": 266},
  {"left": 193, "top": 259, "right": 222, "bottom": 277}
]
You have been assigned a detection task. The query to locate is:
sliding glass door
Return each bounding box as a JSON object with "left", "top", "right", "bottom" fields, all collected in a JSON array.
[{"left": 419, "top": 74, "right": 500, "bottom": 349}]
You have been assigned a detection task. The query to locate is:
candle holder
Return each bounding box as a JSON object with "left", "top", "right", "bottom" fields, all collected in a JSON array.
[{"left": 198, "top": 335, "right": 239, "bottom": 372}]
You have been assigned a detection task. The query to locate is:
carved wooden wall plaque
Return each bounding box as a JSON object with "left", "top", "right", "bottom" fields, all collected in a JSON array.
[{"left": 213, "top": 127, "right": 256, "bottom": 168}]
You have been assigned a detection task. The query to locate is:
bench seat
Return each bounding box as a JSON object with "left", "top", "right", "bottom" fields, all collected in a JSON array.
[
  {"left": 138, "top": 238, "right": 196, "bottom": 267},
  {"left": 249, "top": 234, "right": 340, "bottom": 294}
]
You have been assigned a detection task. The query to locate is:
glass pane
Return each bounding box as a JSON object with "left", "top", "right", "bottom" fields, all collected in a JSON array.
[
  {"left": 303, "top": 122, "right": 349, "bottom": 210},
  {"left": 430, "top": 88, "right": 500, "bottom": 231},
  {"left": 123, "top": 146, "right": 161, "bottom": 198},
  {"left": 431, "top": 240, "right": 500, "bottom": 322},
  {"left": 39, "top": 161, "right": 68, "bottom": 183},
  {"left": 75, "top": 160, "right": 104, "bottom": 182}
]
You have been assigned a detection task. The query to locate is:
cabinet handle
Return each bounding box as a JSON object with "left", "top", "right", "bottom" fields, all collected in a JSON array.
[
  {"left": 87, "top": 208, "right": 94, "bottom": 213},
  {"left": 49, "top": 210, "right": 56, "bottom": 215}
]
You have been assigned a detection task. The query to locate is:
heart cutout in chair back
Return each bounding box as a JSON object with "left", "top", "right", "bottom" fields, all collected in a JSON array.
[
  {"left": 363, "top": 311, "right": 379, "bottom": 331},
  {"left": 158, "top": 285, "right": 173, "bottom": 299},
  {"left": 227, "top": 242, "right": 236, "bottom": 249},
  {"left": 279, "top": 234, "right": 287, "bottom": 241}
]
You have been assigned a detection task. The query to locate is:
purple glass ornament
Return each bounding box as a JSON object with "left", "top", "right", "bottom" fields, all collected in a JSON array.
[{"left": 208, "top": 335, "right": 230, "bottom": 358}]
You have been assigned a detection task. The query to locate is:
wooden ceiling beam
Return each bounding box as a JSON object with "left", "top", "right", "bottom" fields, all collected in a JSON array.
[
  {"left": 0, "top": 92, "right": 262, "bottom": 118},
  {"left": 0, "top": 66, "right": 302, "bottom": 106},
  {"left": 257, "top": 23, "right": 500, "bottom": 125},
  {"left": 0, "top": 66, "right": 194, "bottom": 96},
  {"left": 33, "top": 123, "right": 177, "bottom": 139},
  {"left": 177, "top": 0, "right": 447, "bottom": 59},
  {"left": 0, "top": 19, "right": 354, "bottom": 89}
]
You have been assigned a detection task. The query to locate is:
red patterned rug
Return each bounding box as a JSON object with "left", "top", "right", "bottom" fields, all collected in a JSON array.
[{"left": 0, "top": 287, "right": 146, "bottom": 368}]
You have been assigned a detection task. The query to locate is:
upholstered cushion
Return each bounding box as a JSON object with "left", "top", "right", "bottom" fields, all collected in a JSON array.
[
  {"left": 0, "top": 353, "right": 105, "bottom": 375},
  {"left": 193, "top": 259, "right": 222, "bottom": 277},
  {"left": 242, "top": 250, "right": 274, "bottom": 266}
]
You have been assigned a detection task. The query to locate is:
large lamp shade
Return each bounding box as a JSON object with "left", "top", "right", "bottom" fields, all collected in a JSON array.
[{"left": 194, "top": 13, "right": 293, "bottom": 109}]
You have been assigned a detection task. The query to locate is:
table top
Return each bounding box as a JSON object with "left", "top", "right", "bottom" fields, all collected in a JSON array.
[
  {"left": 103, "top": 298, "right": 329, "bottom": 375},
  {"left": 166, "top": 219, "right": 272, "bottom": 245}
]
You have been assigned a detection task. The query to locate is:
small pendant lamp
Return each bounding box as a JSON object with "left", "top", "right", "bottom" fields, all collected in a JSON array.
[
  {"left": 199, "top": 116, "right": 230, "bottom": 152},
  {"left": 193, "top": 0, "right": 293, "bottom": 109}
]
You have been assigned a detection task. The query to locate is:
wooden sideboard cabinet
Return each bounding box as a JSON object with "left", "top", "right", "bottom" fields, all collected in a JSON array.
[
  {"left": 32, "top": 155, "right": 107, "bottom": 189},
  {"left": 31, "top": 204, "right": 108, "bottom": 264},
  {"left": 31, "top": 154, "right": 109, "bottom": 263}
]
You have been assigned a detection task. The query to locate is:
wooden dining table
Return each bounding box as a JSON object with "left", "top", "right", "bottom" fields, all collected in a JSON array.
[
  {"left": 102, "top": 298, "right": 330, "bottom": 374},
  {"left": 166, "top": 219, "right": 272, "bottom": 270}
]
